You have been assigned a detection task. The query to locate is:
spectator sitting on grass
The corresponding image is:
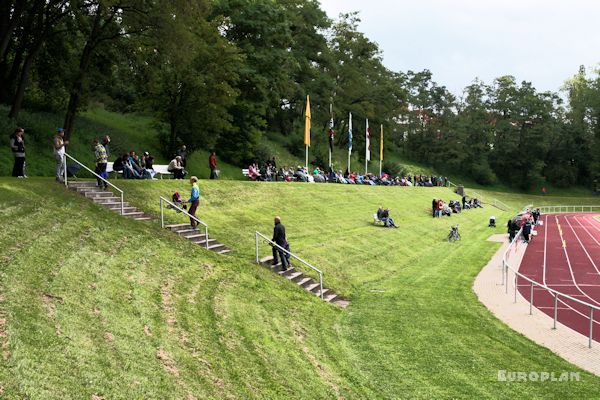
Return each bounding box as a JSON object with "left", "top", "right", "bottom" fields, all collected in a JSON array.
[
  {"left": 377, "top": 207, "right": 399, "bottom": 228},
  {"left": 248, "top": 162, "right": 261, "bottom": 180}
]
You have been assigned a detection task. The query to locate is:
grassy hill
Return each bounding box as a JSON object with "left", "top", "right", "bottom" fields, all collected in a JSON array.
[{"left": 2, "top": 177, "right": 600, "bottom": 399}]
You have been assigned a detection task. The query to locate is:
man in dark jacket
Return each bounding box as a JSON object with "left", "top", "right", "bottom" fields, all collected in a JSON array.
[{"left": 272, "top": 216, "right": 289, "bottom": 270}]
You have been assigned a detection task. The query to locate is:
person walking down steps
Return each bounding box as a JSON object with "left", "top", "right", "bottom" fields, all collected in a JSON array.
[
  {"left": 271, "top": 216, "right": 289, "bottom": 271},
  {"left": 187, "top": 176, "right": 200, "bottom": 230},
  {"left": 93, "top": 138, "right": 108, "bottom": 189}
]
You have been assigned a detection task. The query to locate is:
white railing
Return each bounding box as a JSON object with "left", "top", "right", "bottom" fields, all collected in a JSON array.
[
  {"left": 491, "top": 198, "right": 510, "bottom": 211},
  {"left": 536, "top": 205, "right": 600, "bottom": 214},
  {"left": 447, "top": 181, "right": 510, "bottom": 211},
  {"left": 255, "top": 231, "right": 324, "bottom": 299},
  {"left": 64, "top": 152, "right": 124, "bottom": 215},
  {"left": 502, "top": 227, "right": 599, "bottom": 348},
  {"left": 159, "top": 196, "right": 209, "bottom": 250}
]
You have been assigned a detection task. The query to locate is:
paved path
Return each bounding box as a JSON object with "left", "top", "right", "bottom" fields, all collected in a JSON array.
[{"left": 473, "top": 234, "right": 600, "bottom": 376}]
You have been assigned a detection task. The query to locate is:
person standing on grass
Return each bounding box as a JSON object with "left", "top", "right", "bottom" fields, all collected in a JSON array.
[
  {"left": 93, "top": 138, "right": 108, "bottom": 189},
  {"left": 53, "top": 128, "right": 68, "bottom": 182},
  {"left": 271, "top": 216, "right": 289, "bottom": 271},
  {"left": 187, "top": 176, "right": 200, "bottom": 230},
  {"left": 209, "top": 151, "right": 218, "bottom": 179},
  {"left": 177, "top": 144, "right": 188, "bottom": 168},
  {"left": 101, "top": 135, "right": 111, "bottom": 158},
  {"left": 10, "top": 127, "right": 26, "bottom": 178}
]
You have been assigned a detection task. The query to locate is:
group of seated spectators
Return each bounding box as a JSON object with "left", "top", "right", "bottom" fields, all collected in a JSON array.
[
  {"left": 246, "top": 159, "right": 449, "bottom": 187},
  {"left": 113, "top": 150, "right": 156, "bottom": 179},
  {"left": 432, "top": 196, "right": 483, "bottom": 218}
]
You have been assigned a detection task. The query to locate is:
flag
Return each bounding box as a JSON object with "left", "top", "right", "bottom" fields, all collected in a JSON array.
[
  {"left": 365, "top": 118, "right": 370, "bottom": 162},
  {"left": 328, "top": 109, "right": 334, "bottom": 153},
  {"left": 304, "top": 95, "right": 311, "bottom": 146},
  {"left": 348, "top": 112, "right": 353, "bottom": 152},
  {"left": 380, "top": 125, "right": 383, "bottom": 161}
]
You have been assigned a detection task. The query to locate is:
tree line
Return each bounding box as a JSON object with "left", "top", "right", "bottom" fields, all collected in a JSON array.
[{"left": 2, "top": 0, "right": 600, "bottom": 189}]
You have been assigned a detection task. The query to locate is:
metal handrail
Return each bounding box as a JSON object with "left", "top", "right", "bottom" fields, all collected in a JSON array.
[
  {"left": 502, "top": 221, "right": 600, "bottom": 348},
  {"left": 255, "top": 231, "right": 324, "bottom": 299},
  {"left": 491, "top": 198, "right": 510, "bottom": 211},
  {"left": 159, "top": 196, "right": 209, "bottom": 250},
  {"left": 64, "top": 152, "right": 124, "bottom": 215},
  {"left": 536, "top": 205, "right": 600, "bottom": 214}
]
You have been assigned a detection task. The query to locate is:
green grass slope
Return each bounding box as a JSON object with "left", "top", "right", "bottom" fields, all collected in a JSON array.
[{"left": 2, "top": 178, "right": 600, "bottom": 399}]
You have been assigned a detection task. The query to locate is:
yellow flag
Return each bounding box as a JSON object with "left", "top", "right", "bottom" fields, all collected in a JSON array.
[
  {"left": 304, "top": 95, "right": 311, "bottom": 146},
  {"left": 380, "top": 125, "right": 383, "bottom": 161}
]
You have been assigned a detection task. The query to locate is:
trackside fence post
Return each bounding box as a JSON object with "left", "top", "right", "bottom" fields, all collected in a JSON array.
[
  {"left": 530, "top": 282, "right": 534, "bottom": 315},
  {"left": 590, "top": 307, "right": 594, "bottom": 349},
  {"left": 553, "top": 295, "right": 558, "bottom": 329}
]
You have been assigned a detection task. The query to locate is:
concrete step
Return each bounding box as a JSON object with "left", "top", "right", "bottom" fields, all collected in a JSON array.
[
  {"left": 165, "top": 224, "right": 193, "bottom": 232},
  {"left": 286, "top": 272, "right": 304, "bottom": 282},
  {"left": 260, "top": 255, "right": 274, "bottom": 264},
  {"left": 75, "top": 185, "right": 104, "bottom": 192},
  {"left": 191, "top": 238, "right": 217, "bottom": 246},
  {"left": 314, "top": 288, "right": 330, "bottom": 298},
  {"left": 182, "top": 233, "right": 208, "bottom": 240},
  {"left": 134, "top": 216, "right": 153, "bottom": 221},
  {"left": 92, "top": 197, "right": 122, "bottom": 204},
  {"left": 84, "top": 191, "right": 113, "bottom": 198},
  {"left": 218, "top": 249, "right": 232, "bottom": 254},
  {"left": 296, "top": 277, "right": 313, "bottom": 287},
  {"left": 305, "top": 283, "right": 320, "bottom": 293},
  {"left": 103, "top": 202, "right": 132, "bottom": 209},
  {"left": 67, "top": 181, "right": 97, "bottom": 188},
  {"left": 278, "top": 267, "right": 296, "bottom": 277},
  {"left": 122, "top": 211, "right": 145, "bottom": 218},
  {"left": 108, "top": 206, "right": 137, "bottom": 213},
  {"left": 324, "top": 293, "right": 339, "bottom": 303},
  {"left": 208, "top": 243, "right": 226, "bottom": 252}
]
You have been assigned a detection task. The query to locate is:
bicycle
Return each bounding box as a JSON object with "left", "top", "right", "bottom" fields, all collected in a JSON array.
[{"left": 448, "top": 225, "right": 461, "bottom": 242}]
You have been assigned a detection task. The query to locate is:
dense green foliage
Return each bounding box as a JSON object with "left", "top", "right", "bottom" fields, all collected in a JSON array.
[
  {"left": 2, "top": 178, "right": 600, "bottom": 398},
  {"left": 2, "top": 1, "right": 600, "bottom": 189}
]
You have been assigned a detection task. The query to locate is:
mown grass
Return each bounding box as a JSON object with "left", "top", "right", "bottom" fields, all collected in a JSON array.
[{"left": 2, "top": 177, "right": 600, "bottom": 399}]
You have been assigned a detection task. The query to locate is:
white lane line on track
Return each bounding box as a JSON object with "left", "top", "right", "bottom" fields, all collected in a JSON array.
[
  {"left": 520, "top": 213, "right": 600, "bottom": 331},
  {"left": 564, "top": 215, "right": 600, "bottom": 277},
  {"left": 558, "top": 215, "right": 600, "bottom": 306}
]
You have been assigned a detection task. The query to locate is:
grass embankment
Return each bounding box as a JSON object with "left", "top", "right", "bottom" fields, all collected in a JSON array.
[{"left": 2, "top": 178, "right": 600, "bottom": 398}]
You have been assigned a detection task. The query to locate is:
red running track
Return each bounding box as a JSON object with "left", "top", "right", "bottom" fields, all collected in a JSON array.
[{"left": 518, "top": 213, "right": 600, "bottom": 343}]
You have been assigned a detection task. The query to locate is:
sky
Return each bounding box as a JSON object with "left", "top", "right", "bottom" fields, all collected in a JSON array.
[{"left": 319, "top": 0, "right": 600, "bottom": 97}]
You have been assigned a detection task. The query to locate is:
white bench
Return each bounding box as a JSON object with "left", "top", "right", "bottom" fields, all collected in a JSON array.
[{"left": 107, "top": 162, "right": 173, "bottom": 179}]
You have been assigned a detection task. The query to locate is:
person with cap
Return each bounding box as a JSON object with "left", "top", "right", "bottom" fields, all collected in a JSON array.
[
  {"left": 10, "top": 127, "right": 26, "bottom": 178},
  {"left": 271, "top": 216, "right": 289, "bottom": 270},
  {"left": 53, "top": 128, "right": 68, "bottom": 182}
]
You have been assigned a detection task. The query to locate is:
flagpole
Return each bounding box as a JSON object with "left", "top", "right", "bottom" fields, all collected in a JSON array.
[
  {"left": 305, "top": 145, "right": 308, "bottom": 171},
  {"left": 365, "top": 118, "right": 369, "bottom": 175},
  {"left": 328, "top": 104, "right": 332, "bottom": 169},
  {"left": 348, "top": 112, "right": 352, "bottom": 174},
  {"left": 379, "top": 124, "right": 383, "bottom": 177}
]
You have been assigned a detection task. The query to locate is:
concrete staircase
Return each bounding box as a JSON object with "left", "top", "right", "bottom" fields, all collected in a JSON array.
[
  {"left": 67, "top": 181, "right": 152, "bottom": 221},
  {"left": 67, "top": 181, "right": 231, "bottom": 255},
  {"left": 259, "top": 255, "right": 349, "bottom": 308},
  {"left": 164, "top": 224, "right": 232, "bottom": 254}
]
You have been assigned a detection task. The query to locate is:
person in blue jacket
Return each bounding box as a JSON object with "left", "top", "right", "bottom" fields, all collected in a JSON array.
[{"left": 188, "top": 176, "right": 200, "bottom": 229}]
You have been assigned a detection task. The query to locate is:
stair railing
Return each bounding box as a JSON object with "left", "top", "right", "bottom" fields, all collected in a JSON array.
[
  {"left": 159, "top": 196, "right": 209, "bottom": 250},
  {"left": 255, "top": 231, "right": 324, "bottom": 299},
  {"left": 64, "top": 152, "right": 124, "bottom": 215}
]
